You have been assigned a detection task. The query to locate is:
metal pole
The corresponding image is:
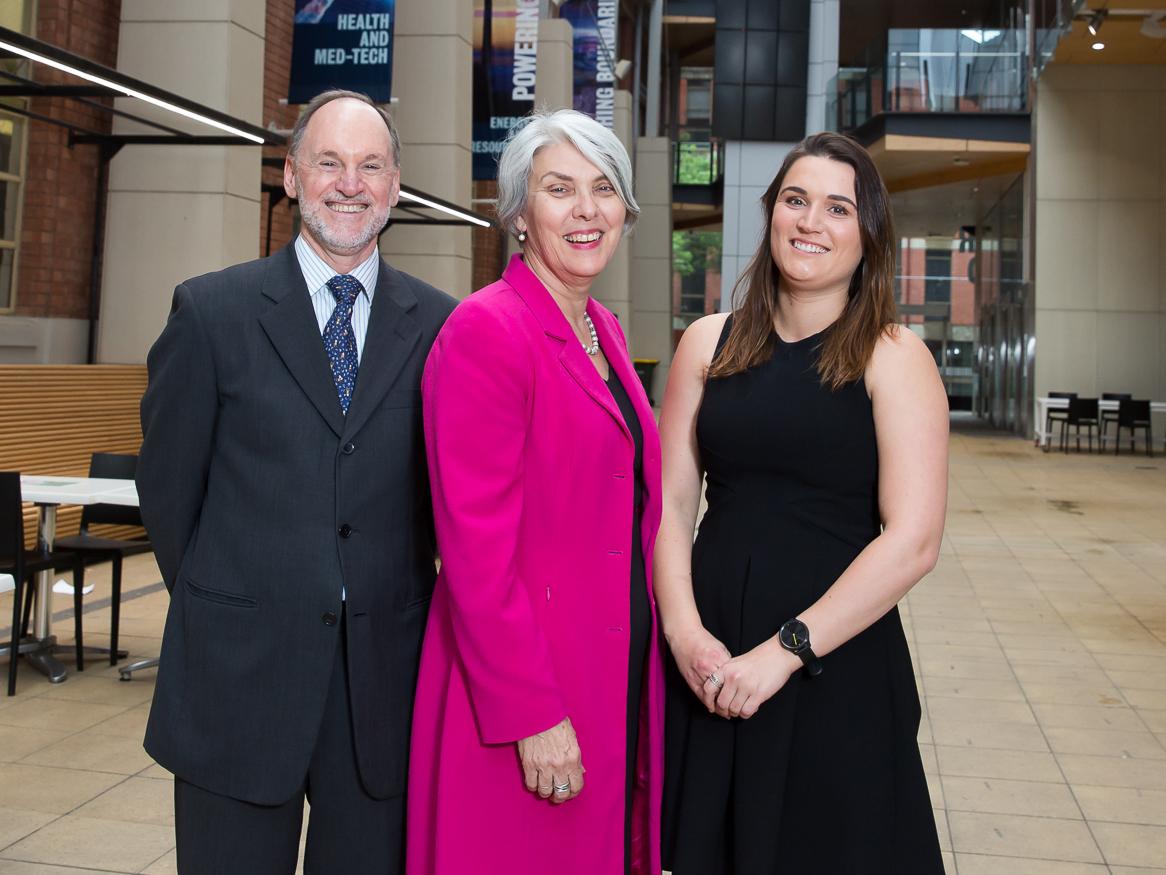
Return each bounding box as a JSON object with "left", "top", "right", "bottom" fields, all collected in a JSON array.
[
  {"left": 632, "top": 3, "right": 643, "bottom": 139},
  {"left": 85, "top": 143, "right": 118, "bottom": 364},
  {"left": 644, "top": 0, "right": 663, "bottom": 137}
]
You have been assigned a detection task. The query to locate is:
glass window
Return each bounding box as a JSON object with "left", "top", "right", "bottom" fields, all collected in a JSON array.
[{"left": 0, "top": 1, "right": 31, "bottom": 310}]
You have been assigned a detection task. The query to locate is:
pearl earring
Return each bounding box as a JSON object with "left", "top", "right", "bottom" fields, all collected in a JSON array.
[{"left": 518, "top": 231, "right": 527, "bottom": 244}]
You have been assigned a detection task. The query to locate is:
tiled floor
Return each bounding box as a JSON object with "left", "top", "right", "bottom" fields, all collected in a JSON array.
[{"left": 2, "top": 420, "right": 1166, "bottom": 873}]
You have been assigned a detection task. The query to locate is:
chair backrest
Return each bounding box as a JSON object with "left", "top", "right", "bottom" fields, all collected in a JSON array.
[
  {"left": 1102, "top": 393, "right": 1132, "bottom": 401},
  {"left": 1118, "top": 399, "right": 1151, "bottom": 426},
  {"left": 1049, "top": 391, "right": 1077, "bottom": 399},
  {"left": 0, "top": 472, "right": 26, "bottom": 567},
  {"left": 1067, "top": 397, "right": 1099, "bottom": 423},
  {"left": 80, "top": 453, "right": 144, "bottom": 530}
]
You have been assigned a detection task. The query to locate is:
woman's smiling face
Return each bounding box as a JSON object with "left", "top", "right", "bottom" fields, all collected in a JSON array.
[{"left": 769, "top": 155, "right": 863, "bottom": 295}]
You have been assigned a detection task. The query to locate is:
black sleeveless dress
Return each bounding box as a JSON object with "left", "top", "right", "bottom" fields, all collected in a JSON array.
[
  {"left": 662, "top": 317, "right": 943, "bottom": 874},
  {"left": 604, "top": 366, "right": 651, "bottom": 875}
]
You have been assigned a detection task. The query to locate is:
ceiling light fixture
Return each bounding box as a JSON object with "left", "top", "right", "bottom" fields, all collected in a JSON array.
[
  {"left": 398, "top": 190, "right": 492, "bottom": 228},
  {"left": 1092, "top": 40, "right": 1105, "bottom": 50},
  {"left": 1087, "top": 9, "right": 1107, "bottom": 36},
  {"left": 0, "top": 36, "right": 265, "bottom": 143},
  {"left": 1141, "top": 11, "right": 1166, "bottom": 38}
]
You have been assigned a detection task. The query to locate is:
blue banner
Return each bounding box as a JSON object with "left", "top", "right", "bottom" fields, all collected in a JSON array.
[
  {"left": 289, "top": 0, "right": 396, "bottom": 104},
  {"left": 559, "top": 0, "right": 617, "bottom": 129},
  {"left": 472, "top": 0, "right": 541, "bottom": 180}
]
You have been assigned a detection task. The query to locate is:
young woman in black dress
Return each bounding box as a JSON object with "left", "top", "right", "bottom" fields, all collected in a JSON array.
[{"left": 656, "top": 132, "right": 949, "bottom": 873}]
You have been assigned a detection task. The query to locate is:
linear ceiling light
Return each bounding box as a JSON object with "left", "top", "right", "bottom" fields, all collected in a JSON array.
[
  {"left": 0, "top": 37, "right": 266, "bottom": 144},
  {"left": 399, "top": 190, "right": 492, "bottom": 228},
  {"left": 1087, "top": 10, "right": 1107, "bottom": 36}
]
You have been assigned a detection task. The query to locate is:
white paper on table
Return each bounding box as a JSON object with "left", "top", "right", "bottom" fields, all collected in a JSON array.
[
  {"left": 53, "top": 578, "right": 94, "bottom": 596},
  {"left": 0, "top": 573, "right": 13, "bottom": 593}
]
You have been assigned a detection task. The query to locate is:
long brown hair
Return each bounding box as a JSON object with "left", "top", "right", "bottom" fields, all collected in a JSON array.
[{"left": 708, "top": 132, "right": 897, "bottom": 389}]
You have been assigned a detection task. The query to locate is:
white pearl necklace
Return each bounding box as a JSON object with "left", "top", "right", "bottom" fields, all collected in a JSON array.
[{"left": 581, "top": 312, "right": 599, "bottom": 356}]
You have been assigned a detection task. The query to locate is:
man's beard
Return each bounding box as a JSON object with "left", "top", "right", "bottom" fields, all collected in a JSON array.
[{"left": 296, "top": 179, "right": 391, "bottom": 255}]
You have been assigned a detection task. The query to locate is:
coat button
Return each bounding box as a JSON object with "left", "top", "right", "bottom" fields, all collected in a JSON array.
[
  {"left": 322, "top": 612, "right": 338, "bottom": 626},
  {"left": 342, "top": 442, "right": 356, "bottom": 455},
  {"left": 338, "top": 524, "right": 352, "bottom": 538}
]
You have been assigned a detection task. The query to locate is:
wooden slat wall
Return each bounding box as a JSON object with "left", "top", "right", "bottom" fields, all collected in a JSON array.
[{"left": 0, "top": 365, "right": 148, "bottom": 549}]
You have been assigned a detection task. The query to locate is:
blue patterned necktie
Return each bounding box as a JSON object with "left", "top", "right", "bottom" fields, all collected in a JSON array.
[{"left": 323, "top": 274, "right": 362, "bottom": 414}]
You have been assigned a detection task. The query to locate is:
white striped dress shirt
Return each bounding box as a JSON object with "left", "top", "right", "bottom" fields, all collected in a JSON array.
[{"left": 294, "top": 235, "right": 379, "bottom": 363}]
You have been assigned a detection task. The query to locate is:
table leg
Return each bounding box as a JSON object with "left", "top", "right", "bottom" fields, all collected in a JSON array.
[{"left": 25, "top": 504, "right": 67, "bottom": 683}]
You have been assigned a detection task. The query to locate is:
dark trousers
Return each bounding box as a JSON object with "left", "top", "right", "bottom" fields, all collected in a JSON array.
[{"left": 174, "top": 616, "right": 405, "bottom": 875}]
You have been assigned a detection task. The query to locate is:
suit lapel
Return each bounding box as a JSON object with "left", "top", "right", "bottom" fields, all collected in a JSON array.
[
  {"left": 258, "top": 245, "right": 346, "bottom": 438},
  {"left": 341, "top": 260, "right": 421, "bottom": 440}
]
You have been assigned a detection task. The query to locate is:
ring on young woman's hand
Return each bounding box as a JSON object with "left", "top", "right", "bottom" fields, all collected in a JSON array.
[{"left": 707, "top": 673, "right": 723, "bottom": 688}]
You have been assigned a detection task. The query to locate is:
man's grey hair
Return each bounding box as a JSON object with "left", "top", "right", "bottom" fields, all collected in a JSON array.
[
  {"left": 496, "top": 109, "right": 639, "bottom": 238},
  {"left": 288, "top": 89, "right": 401, "bottom": 168}
]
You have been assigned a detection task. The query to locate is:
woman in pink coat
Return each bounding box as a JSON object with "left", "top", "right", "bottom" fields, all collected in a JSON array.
[{"left": 407, "top": 109, "right": 664, "bottom": 875}]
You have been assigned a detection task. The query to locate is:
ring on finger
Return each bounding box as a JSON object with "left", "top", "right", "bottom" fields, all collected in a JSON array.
[
  {"left": 707, "top": 672, "right": 723, "bottom": 688},
  {"left": 553, "top": 781, "right": 570, "bottom": 794}
]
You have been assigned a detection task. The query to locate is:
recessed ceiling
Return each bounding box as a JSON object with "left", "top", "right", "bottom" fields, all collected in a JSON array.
[
  {"left": 890, "top": 172, "right": 1021, "bottom": 238},
  {"left": 1054, "top": 2, "right": 1166, "bottom": 64}
]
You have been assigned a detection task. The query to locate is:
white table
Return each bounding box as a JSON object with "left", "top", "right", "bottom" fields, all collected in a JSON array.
[
  {"left": 1034, "top": 397, "right": 1166, "bottom": 450},
  {"left": 12, "top": 475, "right": 139, "bottom": 683}
]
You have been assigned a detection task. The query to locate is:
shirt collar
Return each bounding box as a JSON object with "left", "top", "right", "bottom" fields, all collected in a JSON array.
[{"left": 294, "top": 234, "right": 379, "bottom": 301}]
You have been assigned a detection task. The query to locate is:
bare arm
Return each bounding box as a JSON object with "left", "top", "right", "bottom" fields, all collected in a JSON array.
[
  {"left": 654, "top": 313, "right": 733, "bottom": 711},
  {"left": 714, "top": 326, "right": 949, "bottom": 718}
]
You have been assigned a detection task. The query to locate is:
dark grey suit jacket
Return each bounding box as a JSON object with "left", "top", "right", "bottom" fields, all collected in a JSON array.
[{"left": 137, "top": 243, "right": 456, "bottom": 805}]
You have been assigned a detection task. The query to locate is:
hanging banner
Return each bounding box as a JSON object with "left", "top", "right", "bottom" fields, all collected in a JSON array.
[
  {"left": 289, "top": 0, "right": 396, "bottom": 104},
  {"left": 558, "top": 0, "right": 617, "bottom": 129},
  {"left": 472, "top": 0, "right": 540, "bottom": 180}
]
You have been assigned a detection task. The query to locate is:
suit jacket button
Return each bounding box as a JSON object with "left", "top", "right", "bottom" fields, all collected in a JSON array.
[
  {"left": 322, "top": 612, "right": 338, "bottom": 626},
  {"left": 338, "top": 524, "right": 352, "bottom": 538},
  {"left": 342, "top": 442, "right": 356, "bottom": 455}
]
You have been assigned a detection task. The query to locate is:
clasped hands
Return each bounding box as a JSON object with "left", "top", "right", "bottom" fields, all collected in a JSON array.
[
  {"left": 517, "top": 717, "right": 585, "bottom": 804},
  {"left": 668, "top": 624, "right": 800, "bottom": 720}
]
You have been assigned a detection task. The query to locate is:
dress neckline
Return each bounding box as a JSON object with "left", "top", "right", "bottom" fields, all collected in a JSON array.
[{"left": 773, "top": 325, "right": 830, "bottom": 347}]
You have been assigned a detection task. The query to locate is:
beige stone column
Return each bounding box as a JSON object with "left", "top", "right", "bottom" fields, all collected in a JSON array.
[
  {"left": 535, "top": 17, "right": 573, "bottom": 112},
  {"left": 629, "top": 136, "right": 673, "bottom": 402},
  {"left": 97, "top": 0, "right": 264, "bottom": 364},
  {"left": 590, "top": 90, "right": 633, "bottom": 323},
  {"left": 379, "top": 0, "right": 473, "bottom": 298}
]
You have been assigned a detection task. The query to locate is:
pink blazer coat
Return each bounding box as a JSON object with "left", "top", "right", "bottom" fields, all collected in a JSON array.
[{"left": 407, "top": 255, "right": 664, "bottom": 875}]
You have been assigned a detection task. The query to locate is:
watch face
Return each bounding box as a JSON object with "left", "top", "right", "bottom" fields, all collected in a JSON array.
[{"left": 780, "top": 619, "right": 810, "bottom": 652}]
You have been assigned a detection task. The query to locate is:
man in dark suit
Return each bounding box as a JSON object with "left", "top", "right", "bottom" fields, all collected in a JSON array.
[{"left": 136, "top": 90, "right": 456, "bottom": 874}]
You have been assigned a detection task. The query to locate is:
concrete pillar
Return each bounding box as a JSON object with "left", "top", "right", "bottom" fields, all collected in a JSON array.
[
  {"left": 590, "top": 90, "right": 633, "bottom": 322},
  {"left": 379, "top": 0, "right": 473, "bottom": 298},
  {"left": 630, "top": 136, "right": 673, "bottom": 402},
  {"left": 535, "top": 17, "right": 573, "bottom": 111},
  {"left": 806, "top": 0, "right": 840, "bottom": 134},
  {"left": 97, "top": 0, "right": 265, "bottom": 363},
  {"left": 720, "top": 141, "right": 793, "bottom": 312}
]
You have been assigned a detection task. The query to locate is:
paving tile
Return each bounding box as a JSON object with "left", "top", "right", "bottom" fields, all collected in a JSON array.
[
  {"left": 1045, "top": 726, "right": 1166, "bottom": 759},
  {"left": 942, "top": 775, "right": 1081, "bottom": 819},
  {"left": 1057, "top": 754, "right": 1166, "bottom": 790},
  {"left": 0, "top": 725, "right": 73, "bottom": 763},
  {"left": 0, "top": 864, "right": 130, "bottom": 874},
  {"left": 925, "top": 696, "right": 1036, "bottom": 725},
  {"left": 74, "top": 777, "right": 173, "bottom": 826},
  {"left": 935, "top": 745, "right": 1064, "bottom": 782},
  {"left": 946, "top": 810, "right": 1102, "bottom": 862},
  {"left": 1073, "top": 784, "right": 1166, "bottom": 826},
  {"left": 930, "top": 719, "right": 1051, "bottom": 752},
  {"left": 20, "top": 733, "right": 154, "bottom": 775},
  {"left": 921, "top": 676, "right": 1027, "bottom": 702},
  {"left": 35, "top": 677, "right": 155, "bottom": 708},
  {"left": 0, "top": 764, "right": 124, "bottom": 815},
  {"left": 0, "top": 699, "right": 127, "bottom": 734},
  {"left": 1030, "top": 703, "right": 1146, "bottom": 732},
  {"left": 0, "top": 806, "right": 57, "bottom": 851},
  {"left": 2, "top": 815, "right": 173, "bottom": 872},
  {"left": 954, "top": 854, "right": 1108, "bottom": 874},
  {"left": 1091, "top": 821, "right": 1166, "bottom": 867}
]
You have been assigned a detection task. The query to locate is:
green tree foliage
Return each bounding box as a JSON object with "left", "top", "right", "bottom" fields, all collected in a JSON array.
[{"left": 672, "top": 230, "right": 723, "bottom": 278}]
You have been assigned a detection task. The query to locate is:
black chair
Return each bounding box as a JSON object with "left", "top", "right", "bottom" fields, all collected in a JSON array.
[
  {"left": 1061, "top": 398, "right": 1100, "bottom": 453},
  {"left": 1100, "top": 393, "right": 1132, "bottom": 447},
  {"left": 52, "top": 454, "right": 151, "bottom": 670},
  {"left": 1, "top": 472, "right": 79, "bottom": 696},
  {"left": 1045, "top": 391, "right": 1076, "bottom": 451},
  {"left": 1114, "top": 399, "right": 1153, "bottom": 457}
]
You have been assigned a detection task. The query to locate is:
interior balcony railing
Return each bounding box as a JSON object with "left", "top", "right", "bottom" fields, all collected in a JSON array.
[
  {"left": 673, "top": 128, "right": 723, "bottom": 187},
  {"left": 826, "top": 28, "right": 1030, "bottom": 134}
]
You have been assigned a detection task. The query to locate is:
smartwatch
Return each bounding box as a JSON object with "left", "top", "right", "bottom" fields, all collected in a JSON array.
[{"left": 778, "top": 618, "right": 823, "bottom": 677}]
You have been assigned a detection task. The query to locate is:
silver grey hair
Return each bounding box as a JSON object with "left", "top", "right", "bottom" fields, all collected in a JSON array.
[
  {"left": 496, "top": 109, "right": 639, "bottom": 237},
  {"left": 289, "top": 89, "right": 401, "bottom": 168}
]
